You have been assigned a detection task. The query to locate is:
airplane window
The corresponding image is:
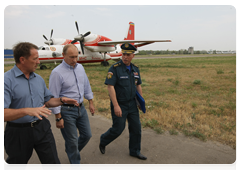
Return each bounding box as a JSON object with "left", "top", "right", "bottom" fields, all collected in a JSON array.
[{"left": 46, "top": 47, "right": 49, "bottom": 50}]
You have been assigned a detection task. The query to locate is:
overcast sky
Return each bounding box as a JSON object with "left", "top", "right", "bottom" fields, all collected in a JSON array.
[{"left": 3, "top": 4, "right": 237, "bottom": 51}]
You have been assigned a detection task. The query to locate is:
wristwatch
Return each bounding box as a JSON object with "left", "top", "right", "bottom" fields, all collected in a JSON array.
[
  {"left": 60, "top": 97, "right": 64, "bottom": 104},
  {"left": 56, "top": 117, "right": 63, "bottom": 122}
]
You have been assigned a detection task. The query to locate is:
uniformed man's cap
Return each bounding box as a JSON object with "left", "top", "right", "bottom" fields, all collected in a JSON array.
[{"left": 121, "top": 43, "right": 137, "bottom": 54}]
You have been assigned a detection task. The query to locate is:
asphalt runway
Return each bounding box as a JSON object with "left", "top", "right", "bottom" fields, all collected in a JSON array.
[{"left": 4, "top": 110, "right": 236, "bottom": 164}]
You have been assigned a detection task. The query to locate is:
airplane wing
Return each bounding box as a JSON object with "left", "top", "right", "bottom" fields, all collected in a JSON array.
[{"left": 98, "top": 40, "right": 171, "bottom": 47}]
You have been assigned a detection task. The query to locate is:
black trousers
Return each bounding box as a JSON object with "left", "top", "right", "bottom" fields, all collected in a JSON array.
[
  {"left": 100, "top": 100, "right": 142, "bottom": 156},
  {"left": 4, "top": 117, "right": 60, "bottom": 164}
]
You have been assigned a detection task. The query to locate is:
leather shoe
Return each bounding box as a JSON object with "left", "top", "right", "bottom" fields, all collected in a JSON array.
[
  {"left": 99, "top": 144, "right": 105, "bottom": 154},
  {"left": 131, "top": 153, "right": 147, "bottom": 160}
]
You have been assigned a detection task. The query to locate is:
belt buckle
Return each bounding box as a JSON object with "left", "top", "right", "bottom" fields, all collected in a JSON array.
[{"left": 31, "top": 120, "right": 37, "bottom": 127}]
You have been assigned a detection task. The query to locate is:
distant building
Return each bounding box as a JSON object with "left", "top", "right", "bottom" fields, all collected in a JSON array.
[
  {"left": 188, "top": 47, "right": 194, "bottom": 54},
  {"left": 208, "top": 49, "right": 213, "bottom": 54}
]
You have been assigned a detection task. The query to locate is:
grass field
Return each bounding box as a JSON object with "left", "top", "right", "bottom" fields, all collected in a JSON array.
[{"left": 4, "top": 55, "right": 236, "bottom": 149}]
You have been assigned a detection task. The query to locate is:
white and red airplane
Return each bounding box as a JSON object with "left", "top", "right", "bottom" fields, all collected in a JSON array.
[{"left": 38, "top": 21, "right": 171, "bottom": 69}]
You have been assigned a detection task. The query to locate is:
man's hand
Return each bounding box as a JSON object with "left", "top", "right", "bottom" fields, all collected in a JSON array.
[
  {"left": 89, "top": 102, "right": 95, "bottom": 116},
  {"left": 88, "top": 99, "right": 95, "bottom": 116},
  {"left": 26, "top": 105, "right": 52, "bottom": 120},
  {"left": 62, "top": 97, "right": 79, "bottom": 106},
  {"left": 114, "top": 105, "right": 122, "bottom": 117},
  {"left": 4, "top": 105, "right": 51, "bottom": 122},
  {"left": 138, "top": 105, "right": 142, "bottom": 111},
  {"left": 56, "top": 119, "right": 64, "bottom": 129}
]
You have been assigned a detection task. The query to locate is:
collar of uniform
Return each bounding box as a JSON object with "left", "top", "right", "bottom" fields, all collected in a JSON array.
[
  {"left": 62, "top": 59, "right": 77, "bottom": 70},
  {"left": 13, "top": 64, "right": 36, "bottom": 79},
  {"left": 120, "top": 60, "right": 129, "bottom": 72},
  {"left": 120, "top": 60, "right": 136, "bottom": 73}
]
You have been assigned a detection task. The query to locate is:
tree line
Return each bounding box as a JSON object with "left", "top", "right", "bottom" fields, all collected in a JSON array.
[{"left": 136, "top": 50, "right": 210, "bottom": 55}]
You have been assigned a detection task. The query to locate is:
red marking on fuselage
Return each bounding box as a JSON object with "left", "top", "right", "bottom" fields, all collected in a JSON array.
[
  {"left": 61, "top": 39, "right": 80, "bottom": 45},
  {"left": 109, "top": 53, "right": 122, "bottom": 57},
  {"left": 84, "top": 35, "right": 114, "bottom": 47},
  {"left": 39, "top": 57, "right": 112, "bottom": 63},
  {"left": 39, "top": 57, "right": 64, "bottom": 60}
]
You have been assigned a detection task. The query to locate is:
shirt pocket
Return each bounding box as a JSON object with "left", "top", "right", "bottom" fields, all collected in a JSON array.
[{"left": 119, "top": 76, "right": 129, "bottom": 87}]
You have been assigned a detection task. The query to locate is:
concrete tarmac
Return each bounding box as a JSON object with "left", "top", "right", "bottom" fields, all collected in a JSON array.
[{"left": 4, "top": 110, "right": 236, "bottom": 164}]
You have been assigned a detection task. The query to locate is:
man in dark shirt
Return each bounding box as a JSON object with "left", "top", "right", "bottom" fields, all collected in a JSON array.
[{"left": 99, "top": 43, "right": 147, "bottom": 160}]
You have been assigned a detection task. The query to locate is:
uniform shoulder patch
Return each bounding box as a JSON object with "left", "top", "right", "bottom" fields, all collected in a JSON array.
[
  {"left": 132, "top": 63, "right": 138, "bottom": 68},
  {"left": 113, "top": 63, "right": 121, "bottom": 67},
  {"left": 107, "top": 72, "right": 113, "bottom": 79}
]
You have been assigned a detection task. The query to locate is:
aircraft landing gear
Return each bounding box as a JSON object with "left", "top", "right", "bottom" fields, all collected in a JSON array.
[
  {"left": 101, "top": 52, "right": 109, "bottom": 66},
  {"left": 40, "top": 64, "right": 47, "bottom": 70},
  {"left": 101, "top": 61, "right": 109, "bottom": 66}
]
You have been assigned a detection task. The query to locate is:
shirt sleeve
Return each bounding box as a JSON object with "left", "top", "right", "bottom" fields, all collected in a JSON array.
[
  {"left": 137, "top": 69, "right": 142, "bottom": 85},
  {"left": 42, "top": 78, "right": 54, "bottom": 103},
  {"left": 4, "top": 76, "right": 12, "bottom": 109},
  {"left": 49, "top": 71, "right": 62, "bottom": 114},
  {"left": 105, "top": 66, "right": 117, "bottom": 86},
  {"left": 83, "top": 70, "right": 94, "bottom": 100}
]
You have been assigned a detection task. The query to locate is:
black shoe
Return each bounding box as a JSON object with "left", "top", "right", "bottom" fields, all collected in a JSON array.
[
  {"left": 131, "top": 153, "right": 147, "bottom": 160},
  {"left": 99, "top": 144, "right": 105, "bottom": 154}
]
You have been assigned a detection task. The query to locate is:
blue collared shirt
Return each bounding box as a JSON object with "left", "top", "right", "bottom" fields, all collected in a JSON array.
[
  {"left": 49, "top": 60, "right": 93, "bottom": 114},
  {"left": 4, "top": 65, "right": 54, "bottom": 123}
]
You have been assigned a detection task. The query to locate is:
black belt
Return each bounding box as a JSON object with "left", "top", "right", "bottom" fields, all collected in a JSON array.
[
  {"left": 7, "top": 119, "right": 41, "bottom": 128},
  {"left": 62, "top": 103, "right": 82, "bottom": 107}
]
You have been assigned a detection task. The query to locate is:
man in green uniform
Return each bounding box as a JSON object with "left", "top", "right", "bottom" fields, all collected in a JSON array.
[{"left": 99, "top": 43, "right": 147, "bottom": 160}]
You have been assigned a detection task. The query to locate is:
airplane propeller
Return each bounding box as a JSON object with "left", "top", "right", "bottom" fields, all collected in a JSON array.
[
  {"left": 43, "top": 29, "right": 54, "bottom": 45},
  {"left": 72, "top": 21, "right": 91, "bottom": 55}
]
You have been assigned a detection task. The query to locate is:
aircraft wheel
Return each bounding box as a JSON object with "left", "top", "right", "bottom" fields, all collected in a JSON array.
[
  {"left": 101, "top": 61, "right": 109, "bottom": 66},
  {"left": 40, "top": 65, "right": 47, "bottom": 70}
]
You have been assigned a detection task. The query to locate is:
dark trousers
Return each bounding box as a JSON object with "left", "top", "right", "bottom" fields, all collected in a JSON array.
[
  {"left": 100, "top": 100, "right": 142, "bottom": 156},
  {"left": 4, "top": 117, "right": 60, "bottom": 164}
]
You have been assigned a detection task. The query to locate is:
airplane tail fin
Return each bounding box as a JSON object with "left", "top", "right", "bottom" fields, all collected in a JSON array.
[{"left": 124, "top": 22, "right": 135, "bottom": 44}]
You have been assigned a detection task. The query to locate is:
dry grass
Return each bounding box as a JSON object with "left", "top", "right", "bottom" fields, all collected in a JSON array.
[{"left": 4, "top": 55, "right": 236, "bottom": 148}]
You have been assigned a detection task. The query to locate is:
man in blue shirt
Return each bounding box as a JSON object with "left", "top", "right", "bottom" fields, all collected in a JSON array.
[
  {"left": 99, "top": 43, "right": 147, "bottom": 160},
  {"left": 49, "top": 44, "right": 95, "bottom": 164},
  {"left": 4, "top": 42, "right": 79, "bottom": 164}
]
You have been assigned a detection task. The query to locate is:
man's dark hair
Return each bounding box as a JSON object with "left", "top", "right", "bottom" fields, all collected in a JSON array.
[{"left": 13, "top": 42, "right": 38, "bottom": 63}]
